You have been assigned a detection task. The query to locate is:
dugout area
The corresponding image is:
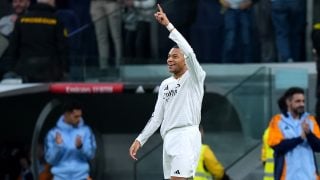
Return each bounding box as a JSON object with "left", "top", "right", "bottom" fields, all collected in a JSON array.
[{"left": 0, "top": 83, "right": 246, "bottom": 180}]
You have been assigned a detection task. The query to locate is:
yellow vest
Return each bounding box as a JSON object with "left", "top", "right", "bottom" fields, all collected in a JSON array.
[
  {"left": 262, "top": 128, "right": 274, "bottom": 180},
  {"left": 194, "top": 145, "right": 213, "bottom": 180}
]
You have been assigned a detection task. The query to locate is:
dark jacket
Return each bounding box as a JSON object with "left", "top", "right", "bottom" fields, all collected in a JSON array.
[{"left": 6, "top": 3, "right": 68, "bottom": 82}]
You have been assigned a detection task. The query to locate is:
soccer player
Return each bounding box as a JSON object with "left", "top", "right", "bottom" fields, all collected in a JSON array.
[{"left": 129, "top": 4, "right": 206, "bottom": 180}]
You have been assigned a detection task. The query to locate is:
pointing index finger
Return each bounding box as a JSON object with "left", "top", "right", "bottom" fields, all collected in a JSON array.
[{"left": 157, "top": 4, "right": 163, "bottom": 13}]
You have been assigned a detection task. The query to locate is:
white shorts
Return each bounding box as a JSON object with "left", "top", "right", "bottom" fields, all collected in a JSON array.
[{"left": 162, "top": 125, "right": 201, "bottom": 179}]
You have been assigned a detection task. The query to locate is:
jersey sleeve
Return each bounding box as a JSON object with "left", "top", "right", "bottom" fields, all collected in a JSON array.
[
  {"left": 136, "top": 83, "right": 165, "bottom": 146},
  {"left": 168, "top": 29, "right": 206, "bottom": 84}
]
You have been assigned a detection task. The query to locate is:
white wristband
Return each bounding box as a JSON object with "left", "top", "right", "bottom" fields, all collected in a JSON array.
[{"left": 166, "top": 23, "right": 175, "bottom": 32}]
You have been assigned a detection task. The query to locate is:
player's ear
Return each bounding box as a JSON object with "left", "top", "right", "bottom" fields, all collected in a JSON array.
[{"left": 183, "top": 54, "right": 187, "bottom": 59}]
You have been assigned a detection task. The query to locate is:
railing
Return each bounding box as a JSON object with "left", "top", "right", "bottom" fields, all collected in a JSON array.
[
  {"left": 224, "top": 66, "right": 268, "bottom": 97},
  {"left": 225, "top": 66, "right": 271, "bottom": 139}
]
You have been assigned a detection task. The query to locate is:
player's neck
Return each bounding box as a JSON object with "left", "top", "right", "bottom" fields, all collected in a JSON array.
[{"left": 173, "top": 68, "right": 187, "bottom": 79}]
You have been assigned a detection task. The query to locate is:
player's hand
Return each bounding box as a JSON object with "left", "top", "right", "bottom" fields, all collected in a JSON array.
[
  {"left": 129, "top": 140, "right": 141, "bottom": 160},
  {"left": 302, "top": 120, "right": 310, "bottom": 134},
  {"left": 55, "top": 132, "right": 63, "bottom": 144},
  {"left": 10, "top": 14, "right": 18, "bottom": 23},
  {"left": 154, "top": 4, "right": 170, "bottom": 26},
  {"left": 301, "top": 130, "right": 306, "bottom": 139},
  {"left": 75, "top": 135, "right": 83, "bottom": 149}
]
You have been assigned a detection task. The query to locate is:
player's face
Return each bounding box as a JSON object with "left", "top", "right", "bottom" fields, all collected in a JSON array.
[
  {"left": 167, "top": 48, "right": 186, "bottom": 75},
  {"left": 288, "top": 93, "right": 305, "bottom": 116},
  {"left": 12, "top": 0, "right": 30, "bottom": 15},
  {"left": 65, "top": 109, "right": 82, "bottom": 126}
]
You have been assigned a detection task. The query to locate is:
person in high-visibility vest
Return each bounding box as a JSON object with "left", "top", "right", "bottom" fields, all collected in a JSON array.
[
  {"left": 261, "top": 90, "right": 290, "bottom": 180},
  {"left": 194, "top": 126, "right": 230, "bottom": 180},
  {"left": 312, "top": 23, "right": 320, "bottom": 125},
  {"left": 261, "top": 127, "right": 274, "bottom": 180}
]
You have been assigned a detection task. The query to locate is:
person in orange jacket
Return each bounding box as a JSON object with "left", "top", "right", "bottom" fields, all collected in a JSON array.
[{"left": 267, "top": 87, "right": 320, "bottom": 180}]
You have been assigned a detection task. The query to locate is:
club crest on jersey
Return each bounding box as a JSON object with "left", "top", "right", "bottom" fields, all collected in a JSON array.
[{"left": 163, "top": 83, "right": 180, "bottom": 102}]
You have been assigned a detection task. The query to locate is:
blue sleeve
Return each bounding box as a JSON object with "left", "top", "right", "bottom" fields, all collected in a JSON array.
[
  {"left": 79, "top": 127, "right": 96, "bottom": 160},
  {"left": 306, "top": 132, "right": 320, "bottom": 152},
  {"left": 44, "top": 129, "right": 65, "bottom": 165},
  {"left": 272, "top": 137, "right": 303, "bottom": 154}
]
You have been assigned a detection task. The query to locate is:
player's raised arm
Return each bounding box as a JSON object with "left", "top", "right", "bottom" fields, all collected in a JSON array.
[{"left": 155, "top": 4, "right": 205, "bottom": 83}]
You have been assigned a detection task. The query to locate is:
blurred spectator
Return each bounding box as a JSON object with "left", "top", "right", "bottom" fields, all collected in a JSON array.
[
  {"left": 123, "top": 0, "right": 157, "bottom": 64},
  {"left": 270, "top": 0, "right": 306, "bottom": 62},
  {"left": 220, "top": 0, "right": 254, "bottom": 63},
  {"left": 14, "top": 142, "right": 53, "bottom": 180},
  {"left": 190, "top": 0, "right": 224, "bottom": 63},
  {"left": 0, "top": 0, "right": 30, "bottom": 70},
  {"left": 313, "top": 23, "right": 320, "bottom": 58},
  {"left": 0, "top": 142, "right": 23, "bottom": 180},
  {"left": 3, "top": 0, "right": 69, "bottom": 82},
  {"left": 17, "top": 153, "right": 33, "bottom": 180},
  {"left": 312, "top": 23, "right": 320, "bottom": 124},
  {"left": 68, "top": 0, "right": 91, "bottom": 26},
  {"left": 261, "top": 127, "right": 274, "bottom": 180},
  {"left": 267, "top": 87, "right": 320, "bottom": 179},
  {"left": 45, "top": 100, "right": 96, "bottom": 179},
  {"left": 68, "top": 0, "right": 98, "bottom": 68},
  {"left": 254, "top": 0, "right": 277, "bottom": 62},
  {"left": 195, "top": 125, "right": 230, "bottom": 180},
  {"left": 0, "top": 0, "right": 30, "bottom": 38},
  {"left": 90, "top": 0, "right": 122, "bottom": 70},
  {"left": 56, "top": 8, "right": 82, "bottom": 81}
]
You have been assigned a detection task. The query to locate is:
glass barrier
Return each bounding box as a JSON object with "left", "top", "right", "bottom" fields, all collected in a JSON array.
[
  {"left": 198, "top": 66, "right": 271, "bottom": 170},
  {"left": 224, "top": 67, "right": 271, "bottom": 139}
]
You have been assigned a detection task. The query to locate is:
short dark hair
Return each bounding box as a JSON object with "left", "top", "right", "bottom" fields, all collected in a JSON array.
[
  {"left": 283, "top": 87, "right": 304, "bottom": 100},
  {"left": 277, "top": 95, "right": 288, "bottom": 117},
  {"left": 312, "top": 24, "right": 320, "bottom": 56},
  {"left": 278, "top": 87, "right": 304, "bottom": 117},
  {"left": 172, "top": 44, "right": 179, "bottom": 49},
  {"left": 62, "top": 100, "right": 83, "bottom": 113}
]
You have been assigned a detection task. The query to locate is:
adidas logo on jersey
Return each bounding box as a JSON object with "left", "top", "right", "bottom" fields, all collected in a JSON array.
[{"left": 174, "top": 170, "right": 180, "bottom": 174}]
